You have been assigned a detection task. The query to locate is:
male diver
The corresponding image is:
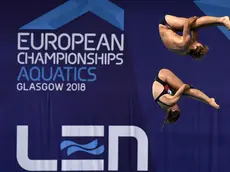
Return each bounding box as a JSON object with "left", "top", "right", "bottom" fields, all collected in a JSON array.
[{"left": 159, "top": 15, "right": 230, "bottom": 59}]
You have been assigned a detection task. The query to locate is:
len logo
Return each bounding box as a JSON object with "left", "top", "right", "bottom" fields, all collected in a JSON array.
[{"left": 16, "top": 125, "right": 148, "bottom": 171}]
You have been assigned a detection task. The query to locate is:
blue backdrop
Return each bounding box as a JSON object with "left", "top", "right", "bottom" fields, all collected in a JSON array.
[{"left": 1, "top": 0, "right": 230, "bottom": 172}]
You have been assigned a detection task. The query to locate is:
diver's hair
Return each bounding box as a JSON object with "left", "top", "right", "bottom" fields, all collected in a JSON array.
[
  {"left": 161, "top": 109, "right": 181, "bottom": 131},
  {"left": 165, "top": 109, "right": 180, "bottom": 124},
  {"left": 188, "top": 45, "right": 209, "bottom": 59}
]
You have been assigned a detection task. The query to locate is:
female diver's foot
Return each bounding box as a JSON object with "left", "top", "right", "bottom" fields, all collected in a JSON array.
[
  {"left": 222, "top": 16, "right": 230, "bottom": 30},
  {"left": 209, "top": 98, "right": 220, "bottom": 109}
]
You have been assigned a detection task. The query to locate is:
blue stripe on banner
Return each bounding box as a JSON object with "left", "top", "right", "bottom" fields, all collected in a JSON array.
[{"left": 194, "top": 0, "right": 230, "bottom": 40}]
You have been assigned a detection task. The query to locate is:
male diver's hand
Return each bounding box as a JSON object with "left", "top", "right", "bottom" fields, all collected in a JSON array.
[{"left": 188, "top": 16, "right": 198, "bottom": 26}]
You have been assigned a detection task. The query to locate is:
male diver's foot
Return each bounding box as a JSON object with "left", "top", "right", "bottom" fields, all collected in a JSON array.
[
  {"left": 222, "top": 16, "right": 230, "bottom": 30},
  {"left": 209, "top": 98, "right": 220, "bottom": 109}
]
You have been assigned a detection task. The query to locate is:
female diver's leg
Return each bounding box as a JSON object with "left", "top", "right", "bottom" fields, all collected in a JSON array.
[
  {"left": 183, "top": 89, "right": 220, "bottom": 109},
  {"left": 158, "top": 69, "right": 219, "bottom": 109},
  {"left": 165, "top": 14, "right": 230, "bottom": 30},
  {"left": 158, "top": 68, "right": 184, "bottom": 90}
]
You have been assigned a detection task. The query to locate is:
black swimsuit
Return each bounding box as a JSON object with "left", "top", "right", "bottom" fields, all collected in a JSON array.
[
  {"left": 159, "top": 17, "right": 170, "bottom": 27},
  {"left": 154, "top": 76, "right": 194, "bottom": 107},
  {"left": 154, "top": 77, "right": 175, "bottom": 107}
]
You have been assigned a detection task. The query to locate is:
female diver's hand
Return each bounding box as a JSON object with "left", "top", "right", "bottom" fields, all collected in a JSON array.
[
  {"left": 180, "top": 84, "right": 190, "bottom": 91},
  {"left": 184, "top": 84, "right": 191, "bottom": 90}
]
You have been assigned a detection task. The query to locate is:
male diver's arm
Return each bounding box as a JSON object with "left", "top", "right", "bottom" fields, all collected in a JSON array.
[
  {"left": 163, "top": 84, "right": 190, "bottom": 105},
  {"left": 192, "top": 30, "right": 199, "bottom": 42},
  {"left": 177, "top": 17, "right": 198, "bottom": 48},
  {"left": 181, "top": 20, "right": 191, "bottom": 46}
]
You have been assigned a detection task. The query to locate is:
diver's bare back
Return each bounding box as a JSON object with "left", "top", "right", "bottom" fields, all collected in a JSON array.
[{"left": 159, "top": 25, "right": 187, "bottom": 55}]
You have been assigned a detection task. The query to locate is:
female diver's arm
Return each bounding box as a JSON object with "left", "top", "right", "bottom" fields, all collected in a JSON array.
[{"left": 161, "top": 84, "right": 190, "bottom": 105}]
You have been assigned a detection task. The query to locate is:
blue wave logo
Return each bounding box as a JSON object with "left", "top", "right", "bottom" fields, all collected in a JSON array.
[
  {"left": 20, "top": 0, "right": 124, "bottom": 31},
  {"left": 60, "top": 139, "right": 104, "bottom": 156}
]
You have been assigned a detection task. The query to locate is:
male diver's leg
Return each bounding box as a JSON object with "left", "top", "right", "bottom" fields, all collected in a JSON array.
[
  {"left": 191, "top": 16, "right": 230, "bottom": 30},
  {"left": 165, "top": 15, "right": 230, "bottom": 30},
  {"left": 164, "top": 15, "right": 187, "bottom": 30},
  {"left": 183, "top": 89, "right": 220, "bottom": 109}
]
